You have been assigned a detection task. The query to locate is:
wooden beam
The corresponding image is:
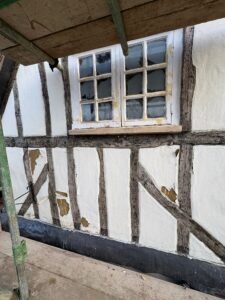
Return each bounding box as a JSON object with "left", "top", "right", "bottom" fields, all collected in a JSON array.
[
  {"left": 0, "top": 18, "right": 61, "bottom": 69},
  {"left": 106, "top": 0, "right": 128, "bottom": 55},
  {"left": 2, "top": 0, "right": 225, "bottom": 65}
]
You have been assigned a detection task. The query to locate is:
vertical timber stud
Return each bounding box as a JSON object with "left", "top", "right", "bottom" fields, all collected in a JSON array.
[
  {"left": 0, "top": 120, "right": 29, "bottom": 299},
  {"left": 106, "top": 0, "right": 128, "bottom": 56}
]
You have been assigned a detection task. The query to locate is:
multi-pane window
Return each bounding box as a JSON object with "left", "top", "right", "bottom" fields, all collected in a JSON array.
[
  {"left": 79, "top": 51, "right": 113, "bottom": 122},
  {"left": 72, "top": 30, "right": 182, "bottom": 129}
]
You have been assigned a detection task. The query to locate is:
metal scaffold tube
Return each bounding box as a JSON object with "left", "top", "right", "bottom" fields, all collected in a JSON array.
[{"left": 0, "top": 119, "right": 29, "bottom": 300}]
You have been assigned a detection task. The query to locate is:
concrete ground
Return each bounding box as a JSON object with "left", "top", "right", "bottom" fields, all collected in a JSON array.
[{"left": 0, "top": 231, "right": 220, "bottom": 300}]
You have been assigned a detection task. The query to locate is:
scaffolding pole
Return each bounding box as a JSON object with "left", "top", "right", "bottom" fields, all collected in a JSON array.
[{"left": 0, "top": 119, "right": 29, "bottom": 300}]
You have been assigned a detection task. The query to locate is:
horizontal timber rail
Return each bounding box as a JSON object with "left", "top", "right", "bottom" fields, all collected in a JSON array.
[{"left": 4, "top": 131, "right": 225, "bottom": 148}]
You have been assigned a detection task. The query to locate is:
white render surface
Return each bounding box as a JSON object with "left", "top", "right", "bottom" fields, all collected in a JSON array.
[
  {"left": 74, "top": 147, "right": 100, "bottom": 234},
  {"left": 139, "top": 146, "right": 179, "bottom": 201},
  {"left": 192, "top": 146, "right": 225, "bottom": 247},
  {"left": 192, "top": 19, "right": 225, "bottom": 131},
  {"left": 44, "top": 61, "right": 67, "bottom": 136},
  {"left": 2, "top": 90, "right": 18, "bottom": 137},
  {"left": 104, "top": 148, "right": 131, "bottom": 242},
  {"left": 16, "top": 64, "right": 46, "bottom": 136},
  {"left": 139, "top": 183, "right": 177, "bottom": 253}
]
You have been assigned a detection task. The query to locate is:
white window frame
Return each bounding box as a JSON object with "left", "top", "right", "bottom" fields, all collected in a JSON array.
[{"left": 71, "top": 29, "right": 183, "bottom": 130}]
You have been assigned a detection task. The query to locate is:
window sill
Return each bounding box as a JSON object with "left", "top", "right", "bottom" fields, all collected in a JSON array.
[{"left": 69, "top": 125, "right": 182, "bottom": 136}]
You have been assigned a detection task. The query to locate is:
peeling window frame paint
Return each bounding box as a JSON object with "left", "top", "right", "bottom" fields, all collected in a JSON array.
[{"left": 72, "top": 29, "right": 183, "bottom": 129}]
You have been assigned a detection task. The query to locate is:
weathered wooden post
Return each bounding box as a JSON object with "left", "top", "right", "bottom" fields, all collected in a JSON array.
[{"left": 0, "top": 119, "right": 29, "bottom": 300}]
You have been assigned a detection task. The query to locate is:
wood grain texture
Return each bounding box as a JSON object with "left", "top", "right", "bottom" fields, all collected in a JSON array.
[
  {"left": 2, "top": 0, "right": 225, "bottom": 65},
  {"left": 5, "top": 131, "right": 225, "bottom": 148},
  {"left": 13, "top": 79, "right": 23, "bottom": 137},
  {"left": 97, "top": 148, "right": 108, "bottom": 236},
  {"left": 138, "top": 163, "right": 225, "bottom": 263},
  {"left": 69, "top": 125, "right": 182, "bottom": 136},
  {"left": 180, "top": 27, "right": 196, "bottom": 132},
  {"left": 38, "top": 62, "right": 51, "bottom": 136},
  {"left": 61, "top": 57, "right": 72, "bottom": 131},
  {"left": 67, "top": 147, "right": 80, "bottom": 230},
  {"left": 18, "top": 163, "right": 48, "bottom": 216},
  {"left": 0, "top": 57, "right": 18, "bottom": 117},
  {"left": 177, "top": 145, "right": 193, "bottom": 254},
  {"left": 46, "top": 147, "right": 61, "bottom": 226},
  {"left": 130, "top": 148, "right": 139, "bottom": 242}
]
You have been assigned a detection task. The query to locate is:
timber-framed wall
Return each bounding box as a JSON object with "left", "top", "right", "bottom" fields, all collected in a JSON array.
[{"left": 1, "top": 24, "right": 225, "bottom": 299}]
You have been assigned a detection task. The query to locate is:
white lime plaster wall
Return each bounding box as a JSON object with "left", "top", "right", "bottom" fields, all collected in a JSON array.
[
  {"left": 74, "top": 147, "right": 100, "bottom": 234},
  {"left": 17, "top": 64, "right": 46, "bottom": 136},
  {"left": 192, "top": 146, "right": 225, "bottom": 247},
  {"left": 44, "top": 61, "right": 67, "bottom": 136},
  {"left": 104, "top": 149, "right": 131, "bottom": 242},
  {"left": 192, "top": 18, "right": 225, "bottom": 131},
  {"left": 139, "top": 183, "right": 177, "bottom": 252},
  {"left": 139, "top": 146, "right": 179, "bottom": 202},
  {"left": 139, "top": 146, "right": 179, "bottom": 252},
  {"left": 2, "top": 90, "right": 18, "bottom": 137}
]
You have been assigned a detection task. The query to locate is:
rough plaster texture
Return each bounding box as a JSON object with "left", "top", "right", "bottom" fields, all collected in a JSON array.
[
  {"left": 74, "top": 147, "right": 100, "bottom": 234},
  {"left": 192, "top": 146, "right": 225, "bottom": 247},
  {"left": 2, "top": 90, "right": 18, "bottom": 137},
  {"left": 52, "top": 148, "right": 73, "bottom": 229},
  {"left": 192, "top": 18, "right": 225, "bottom": 131},
  {"left": 139, "top": 183, "right": 177, "bottom": 253},
  {"left": 189, "top": 234, "right": 222, "bottom": 265},
  {"left": 104, "top": 149, "right": 131, "bottom": 242},
  {"left": 17, "top": 64, "right": 46, "bottom": 136},
  {"left": 139, "top": 146, "right": 179, "bottom": 202},
  {"left": 44, "top": 61, "right": 67, "bottom": 136}
]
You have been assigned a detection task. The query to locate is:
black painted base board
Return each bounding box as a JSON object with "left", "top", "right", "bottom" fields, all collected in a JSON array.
[{"left": 1, "top": 213, "right": 225, "bottom": 299}]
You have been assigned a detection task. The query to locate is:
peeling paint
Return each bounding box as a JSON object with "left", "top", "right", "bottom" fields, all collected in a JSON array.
[
  {"left": 29, "top": 149, "right": 41, "bottom": 174},
  {"left": 80, "top": 217, "right": 89, "bottom": 227},
  {"left": 161, "top": 186, "right": 177, "bottom": 202},
  {"left": 175, "top": 149, "right": 180, "bottom": 157},
  {"left": 57, "top": 199, "right": 70, "bottom": 217},
  {"left": 56, "top": 191, "right": 68, "bottom": 197}
]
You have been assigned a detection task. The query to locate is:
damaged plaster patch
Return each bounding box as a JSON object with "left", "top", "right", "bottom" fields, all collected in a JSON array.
[
  {"left": 161, "top": 186, "right": 177, "bottom": 203},
  {"left": 80, "top": 217, "right": 89, "bottom": 227},
  {"left": 57, "top": 199, "right": 70, "bottom": 217},
  {"left": 29, "top": 149, "right": 41, "bottom": 174}
]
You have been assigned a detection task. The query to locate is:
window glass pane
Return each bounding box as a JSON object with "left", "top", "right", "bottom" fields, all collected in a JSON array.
[
  {"left": 126, "top": 99, "right": 143, "bottom": 119},
  {"left": 147, "top": 69, "right": 165, "bottom": 92},
  {"left": 79, "top": 56, "right": 93, "bottom": 78},
  {"left": 81, "top": 80, "right": 94, "bottom": 100},
  {"left": 82, "top": 104, "right": 95, "bottom": 122},
  {"left": 147, "top": 39, "right": 166, "bottom": 65},
  {"left": 126, "top": 44, "right": 143, "bottom": 70},
  {"left": 147, "top": 97, "right": 166, "bottom": 118},
  {"left": 126, "top": 72, "right": 143, "bottom": 95},
  {"left": 97, "top": 78, "right": 111, "bottom": 99},
  {"left": 99, "top": 102, "right": 112, "bottom": 120},
  {"left": 96, "top": 52, "right": 111, "bottom": 75}
]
